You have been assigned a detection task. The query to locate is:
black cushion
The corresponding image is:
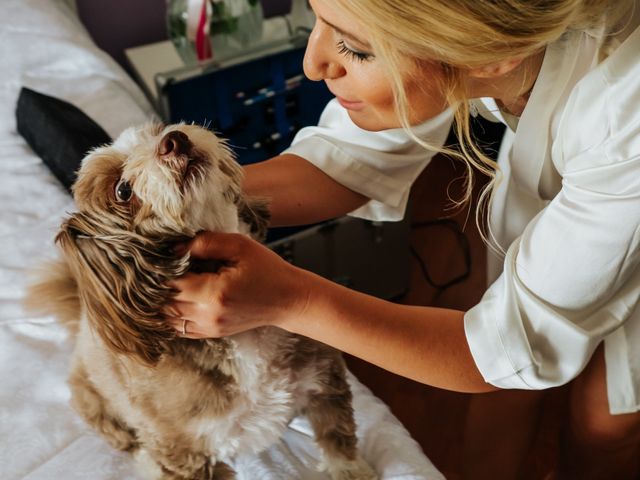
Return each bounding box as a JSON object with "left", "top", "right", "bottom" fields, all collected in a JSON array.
[{"left": 15, "top": 87, "right": 112, "bottom": 193}]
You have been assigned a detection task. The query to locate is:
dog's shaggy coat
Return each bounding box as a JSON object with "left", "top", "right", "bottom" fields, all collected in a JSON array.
[{"left": 27, "top": 123, "right": 377, "bottom": 480}]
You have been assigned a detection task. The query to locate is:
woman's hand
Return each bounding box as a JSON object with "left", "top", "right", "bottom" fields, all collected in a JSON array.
[
  {"left": 166, "top": 231, "right": 311, "bottom": 339},
  {"left": 165, "top": 231, "right": 490, "bottom": 392}
]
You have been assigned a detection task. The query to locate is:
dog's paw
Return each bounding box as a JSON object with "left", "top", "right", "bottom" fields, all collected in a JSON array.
[
  {"left": 142, "top": 450, "right": 235, "bottom": 480},
  {"left": 102, "top": 423, "right": 138, "bottom": 452},
  {"left": 320, "top": 454, "right": 379, "bottom": 480},
  {"left": 134, "top": 449, "right": 164, "bottom": 480}
]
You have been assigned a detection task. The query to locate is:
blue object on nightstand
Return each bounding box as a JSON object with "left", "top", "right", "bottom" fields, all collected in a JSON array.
[{"left": 155, "top": 42, "right": 333, "bottom": 166}]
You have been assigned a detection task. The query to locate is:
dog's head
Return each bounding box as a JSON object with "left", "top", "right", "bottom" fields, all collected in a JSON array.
[{"left": 58, "top": 123, "right": 270, "bottom": 364}]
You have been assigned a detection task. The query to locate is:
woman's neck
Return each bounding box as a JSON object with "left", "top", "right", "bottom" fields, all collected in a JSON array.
[{"left": 468, "top": 49, "right": 546, "bottom": 117}]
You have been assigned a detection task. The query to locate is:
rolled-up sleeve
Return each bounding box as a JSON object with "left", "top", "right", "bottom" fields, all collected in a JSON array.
[
  {"left": 284, "top": 99, "right": 453, "bottom": 221},
  {"left": 465, "top": 152, "right": 640, "bottom": 390}
]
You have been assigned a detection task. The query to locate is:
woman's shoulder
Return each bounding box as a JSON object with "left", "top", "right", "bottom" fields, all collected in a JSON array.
[{"left": 557, "top": 25, "right": 640, "bottom": 173}]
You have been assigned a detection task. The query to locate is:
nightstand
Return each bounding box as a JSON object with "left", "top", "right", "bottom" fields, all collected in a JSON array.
[
  {"left": 124, "top": 16, "right": 294, "bottom": 105},
  {"left": 125, "top": 17, "right": 332, "bottom": 166}
]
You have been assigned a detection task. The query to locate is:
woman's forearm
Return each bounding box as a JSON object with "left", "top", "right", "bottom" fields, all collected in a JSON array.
[
  {"left": 242, "top": 155, "right": 491, "bottom": 392},
  {"left": 281, "top": 267, "right": 497, "bottom": 393},
  {"left": 242, "top": 154, "right": 368, "bottom": 227}
]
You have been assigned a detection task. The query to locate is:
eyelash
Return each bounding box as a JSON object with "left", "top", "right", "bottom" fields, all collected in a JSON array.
[{"left": 336, "top": 40, "right": 373, "bottom": 62}]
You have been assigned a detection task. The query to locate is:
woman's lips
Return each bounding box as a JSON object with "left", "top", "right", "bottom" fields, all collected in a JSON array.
[
  {"left": 326, "top": 83, "right": 366, "bottom": 111},
  {"left": 335, "top": 95, "right": 365, "bottom": 111}
]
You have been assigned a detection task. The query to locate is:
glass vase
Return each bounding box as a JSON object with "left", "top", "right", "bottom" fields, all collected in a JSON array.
[
  {"left": 209, "top": 0, "right": 264, "bottom": 60},
  {"left": 167, "top": 0, "right": 264, "bottom": 64},
  {"left": 166, "top": 0, "right": 213, "bottom": 65}
]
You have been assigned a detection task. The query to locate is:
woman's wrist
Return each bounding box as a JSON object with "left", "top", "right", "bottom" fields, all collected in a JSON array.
[
  {"left": 275, "top": 264, "right": 355, "bottom": 343},
  {"left": 274, "top": 263, "right": 318, "bottom": 332}
]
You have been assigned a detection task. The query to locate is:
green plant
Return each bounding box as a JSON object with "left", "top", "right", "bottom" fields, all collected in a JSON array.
[{"left": 210, "top": 0, "right": 260, "bottom": 35}]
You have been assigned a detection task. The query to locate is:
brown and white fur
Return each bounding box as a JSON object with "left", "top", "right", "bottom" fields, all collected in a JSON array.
[{"left": 26, "top": 123, "right": 377, "bottom": 480}]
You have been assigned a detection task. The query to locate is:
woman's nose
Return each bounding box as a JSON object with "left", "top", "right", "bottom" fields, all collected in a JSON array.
[{"left": 303, "top": 23, "right": 346, "bottom": 81}]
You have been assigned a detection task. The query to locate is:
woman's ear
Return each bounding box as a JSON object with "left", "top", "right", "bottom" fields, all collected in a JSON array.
[
  {"left": 56, "top": 213, "right": 189, "bottom": 365},
  {"left": 468, "top": 58, "right": 524, "bottom": 78}
]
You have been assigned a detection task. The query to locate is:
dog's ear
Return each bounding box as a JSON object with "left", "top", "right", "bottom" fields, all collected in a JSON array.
[
  {"left": 57, "top": 212, "right": 189, "bottom": 365},
  {"left": 237, "top": 196, "right": 271, "bottom": 242}
]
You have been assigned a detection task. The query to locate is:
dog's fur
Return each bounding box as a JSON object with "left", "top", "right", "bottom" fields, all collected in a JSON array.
[{"left": 26, "top": 123, "right": 377, "bottom": 480}]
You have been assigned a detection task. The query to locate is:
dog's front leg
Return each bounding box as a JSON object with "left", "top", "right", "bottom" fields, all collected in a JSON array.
[
  {"left": 68, "top": 359, "right": 139, "bottom": 451},
  {"left": 305, "top": 369, "right": 378, "bottom": 480},
  {"left": 140, "top": 437, "right": 235, "bottom": 480}
]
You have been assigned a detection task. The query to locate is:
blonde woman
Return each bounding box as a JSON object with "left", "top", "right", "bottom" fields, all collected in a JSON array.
[{"left": 168, "top": 0, "right": 640, "bottom": 477}]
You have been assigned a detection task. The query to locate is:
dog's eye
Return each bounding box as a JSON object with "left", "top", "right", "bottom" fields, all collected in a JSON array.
[{"left": 115, "top": 179, "right": 133, "bottom": 202}]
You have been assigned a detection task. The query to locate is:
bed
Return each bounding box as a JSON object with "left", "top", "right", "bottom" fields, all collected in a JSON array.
[{"left": 0, "top": 1, "right": 444, "bottom": 478}]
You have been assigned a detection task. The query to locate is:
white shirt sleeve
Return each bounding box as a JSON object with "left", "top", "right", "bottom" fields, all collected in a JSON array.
[
  {"left": 465, "top": 181, "right": 640, "bottom": 389},
  {"left": 283, "top": 99, "right": 453, "bottom": 221},
  {"left": 464, "top": 41, "right": 640, "bottom": 390}
]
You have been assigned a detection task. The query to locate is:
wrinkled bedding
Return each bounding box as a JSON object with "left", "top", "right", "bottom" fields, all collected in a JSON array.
[{"left": 0, "top": 1, "right": 443, "bottom": 478}]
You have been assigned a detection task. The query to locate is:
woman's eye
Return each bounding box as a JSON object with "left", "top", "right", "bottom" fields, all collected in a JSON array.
[
  {"left": 336, "top": 40, "right": 373, "bottom": 62},
  {"left": 115, "top": 179, "right": 133, "bottom": 202}
]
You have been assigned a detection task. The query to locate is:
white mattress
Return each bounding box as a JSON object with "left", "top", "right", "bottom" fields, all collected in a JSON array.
[{"left": 0, "top": 1, "right": 443, "bottom": 478}]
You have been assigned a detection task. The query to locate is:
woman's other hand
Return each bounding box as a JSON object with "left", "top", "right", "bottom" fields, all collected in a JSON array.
[{"left": 166, "top": 231, "right": 310, "bottom": 339}]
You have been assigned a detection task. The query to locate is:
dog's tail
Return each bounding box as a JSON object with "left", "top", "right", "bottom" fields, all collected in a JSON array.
[{"left": 24, "top": 258, "right": 81, "bottom": 335}]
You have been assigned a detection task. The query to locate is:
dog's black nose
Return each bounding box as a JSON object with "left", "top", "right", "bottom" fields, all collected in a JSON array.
[{"left": 159, "top": 131, "right": 192, "bottom": 156}]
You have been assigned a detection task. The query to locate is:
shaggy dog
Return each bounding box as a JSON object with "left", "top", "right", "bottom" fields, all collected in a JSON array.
[{"left": 27, "top": 123, "right": 377, "bottom": 480}]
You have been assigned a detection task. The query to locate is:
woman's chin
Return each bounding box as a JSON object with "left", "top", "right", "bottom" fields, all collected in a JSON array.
[{"left": 346, "top": 109, "right": 400, "bottom": 132}]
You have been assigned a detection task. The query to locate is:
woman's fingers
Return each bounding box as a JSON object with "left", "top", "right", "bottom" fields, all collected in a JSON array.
[
  {"left": 170, "top": 271, "right": 222, "bottom": 303},
  {"left": 186, "top": 231, "right": 247, "bottom": 261},
  {"left": 163, "top": 300, "right": 203, "bottom": 322},
  {"left": 165, "top": 273, "right": 228, "bottom": 338},
  {"left": 168, "top": 317, "right": 207, "bottom": 339},
  {"left": 163, "top": 302, "right": 183, "bottom": 319},
  {"left": 165, "top": 231, "right": 277, "bottom": 339}
]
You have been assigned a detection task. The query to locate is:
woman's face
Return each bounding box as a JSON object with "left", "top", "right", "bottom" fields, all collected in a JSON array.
[{"left": 304, "top": 0, "right": 449, "bottom": 131}]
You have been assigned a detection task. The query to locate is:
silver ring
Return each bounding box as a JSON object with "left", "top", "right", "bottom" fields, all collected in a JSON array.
[{"left": 181, "top": 318, "right": 187, "bottom": 336}]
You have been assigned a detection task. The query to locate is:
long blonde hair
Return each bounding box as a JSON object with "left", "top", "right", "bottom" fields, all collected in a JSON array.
[{"left": 333, "top": 0, "right": 632, "bottom": 245}]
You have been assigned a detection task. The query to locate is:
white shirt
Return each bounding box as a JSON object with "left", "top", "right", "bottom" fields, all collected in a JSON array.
[{"left": 285, "top": 14, "right": 640, "bottom": 414}]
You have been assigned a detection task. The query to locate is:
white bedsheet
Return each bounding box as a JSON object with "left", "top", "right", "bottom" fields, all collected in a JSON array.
[{"left": 0, "top": 1, "right": 443, "bottom": 478}]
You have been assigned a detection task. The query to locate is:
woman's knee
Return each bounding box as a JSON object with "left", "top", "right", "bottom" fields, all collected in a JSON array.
[
  {"left": 568, "top": 344, "right": 640, "bottom": 448},
  {"left": 573, "top": 404, "right": 640, "bottom": 450}
]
